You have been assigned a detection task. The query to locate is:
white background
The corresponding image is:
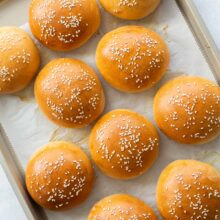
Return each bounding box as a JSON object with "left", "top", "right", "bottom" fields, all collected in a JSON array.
[{"left": 0, "top": 0, "right": 219, "bottom": 219}]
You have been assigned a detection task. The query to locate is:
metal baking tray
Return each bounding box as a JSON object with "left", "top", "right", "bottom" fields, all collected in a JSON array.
[{"left": 0, "top": 0, "right": 219, "bottom": 220}]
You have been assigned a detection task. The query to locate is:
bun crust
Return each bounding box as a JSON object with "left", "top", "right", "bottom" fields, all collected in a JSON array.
[
  {"left": 88, "top": 194, "right": 158, "bottom": 220},
  {"left": 0, "top": 27, "right": 40, "bottom": 94},
  {"left": 89, "top": 109, "right": 159, "bottom": 179},
  {"left": 35, "top": 58, "right": 105, "bottom": 128},
  {"left": 99, "top": 0, "right": 160, "bottom": 20},
  {"left": 29, "top": 0, "right": 100, "bottom": 51},
  {"left": 156, "top": 160, "right": 220, "bottom": 220},
  {"left": 154, "top": 76, "right": 220, "bottom": 144},
  {"left": 96, "top": 26, "right": 169, "bottom": 93},
  {"left": 26, "top": 141, "right": 94, "bottom": 211}
]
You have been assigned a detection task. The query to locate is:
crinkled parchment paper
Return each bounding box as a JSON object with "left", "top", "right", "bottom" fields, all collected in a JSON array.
[{"left": 0, "top": 0, "right": 219, "bottom": 219}]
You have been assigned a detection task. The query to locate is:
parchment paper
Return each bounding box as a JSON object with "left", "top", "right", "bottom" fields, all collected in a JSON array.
[{"left": 0, "top": 0, "right": 219, "bottom": 219}]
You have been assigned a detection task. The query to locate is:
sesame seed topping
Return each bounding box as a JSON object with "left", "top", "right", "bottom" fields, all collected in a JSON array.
[
  {"left": 90, "top": 195, "right": 154, "bottom": 220},
  {"left": 108, "top": 34, "right": 164, "bottom": 88},
  {"left": 38, "top": 60, "right": 103, "bottom": 126},
  {"left": 98, "top": 26, "right": 168, "bottom": 92},
  {"left": 30, "top": 0, "right": 87, "bottom": 45},
  {"left": 27, "top": 149, "right": 89, "bottom": 209},
  {"left": 93, "top": 205, "right": 152, "bottom": 220},
  {"left": 118, "top": 0, "right": 138, "bottom": 7},
  {"left": 160, "top": 79, "right": 220, "bottom": 142},
  {"left": 0, "top": 29, "right": 33, "bottom": 89},
  {"left": 163, "top": 168, "right": 220, "bottom": 219},
  {"left": 0, "top": 31, "right": 23, "bottom": 52},
  {"left": 92, "top": 111, "right": 158, "bottom": 175},
  {"left": 113, "top": 0, "right": 139, "bottom": 14}
]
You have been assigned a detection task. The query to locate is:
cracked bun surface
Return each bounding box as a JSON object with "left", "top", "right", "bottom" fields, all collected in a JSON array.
[
  {"left": 26, "top": 141, "right": 94, "bottom": 211},
  {"left": 0, "top": 27, "right": 40, "bottom": 94},
  {"left": 88, "top": 194, "right": 158, "bottom": 220},
  {"left": 96, "top": 26, "right": 169, "bottom": 93},
  {"left": 154, "top": 76, "right": 220, "bottom": 144},
  {"left": 35, "top": 58, "right": 105, "bottom": 128},
  {"left": 89, "top": 109, "right": 159, "bottom": 179},
  {"left": 99, "top": 0, "right": 160, "bottom": 20},
  {"left": 29, "top": 0, "right": 101, "bottom": 51},
  {"left": 156, "top": 160, "right": 220, "bottom": 220}
]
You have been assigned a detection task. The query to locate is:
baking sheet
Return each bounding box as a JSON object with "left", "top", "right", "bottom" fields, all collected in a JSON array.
[{"left": 0, "top": 0, "right": 220, "bottom": 219}]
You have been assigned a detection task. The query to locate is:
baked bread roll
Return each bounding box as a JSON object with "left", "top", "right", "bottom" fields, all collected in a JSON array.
[
  {"left": 89, "top": 109, "right": 159, "bottom": 179},
  {"left": 88, "top": 194, "right": 158, "bottom": 220},
  {"left": 29, "top": 0, "right": 100, "bottom": 51},
  {"left": 156, "top": 160, "right": 220, "bottom": 220},
  {"left": 154, "top": 76, "right": 220, "bottom": 144},
  {"left": 35, "top": 58, "right": 105, "bottom": 128},
  {"left": 96, "top": 26, "right": 169, "bottom": 93},
  {"left": 99, "top": 0, "right": 160, "bottom": 20},
  {"left": 0, "top": 27, "right": 40, "bottom": 94},
  {"left": 26, "top": 141, "right": 94, "bottom": 210}
]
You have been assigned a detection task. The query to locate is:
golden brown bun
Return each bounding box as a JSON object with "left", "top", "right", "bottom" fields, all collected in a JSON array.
[
  {"left": 156, "top": 160, "right": 220, "bottom": 220},
  {"left": 26, "top": 141, "right": 94, "bottom": 211},
  {"left": 29, "top": 0, "right": 100, "bottom": 51},
  {"left": 154, "top": 76, "right": 220, "bottom": 144},
  {"left": 35, "top": 58, "right": 105, "bottom": 128},
  {"left": 99, "top": 0, "right": 160, "bottom": 20},
  {"left": 88, "top": 194, "right": 158, "bottom": 220},
  {"left": 0, "top": 27, "right": 40, "bottom": 94},
  {"left": 96, "top": 26, "right": 169, "bottom": 93},
  {"left": 89, "top": 109, "right": 159, "bottom": 179}
]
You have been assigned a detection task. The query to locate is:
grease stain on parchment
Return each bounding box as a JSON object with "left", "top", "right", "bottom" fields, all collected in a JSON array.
[
  {"left": 50, "top": 127, "right": 91, "bottom": 153},
  {"left": 196, "top": 151, "right": 220, "bottom": 171},
  {"left": 13, "top": 83, "right": 35, "bottom": 103}
]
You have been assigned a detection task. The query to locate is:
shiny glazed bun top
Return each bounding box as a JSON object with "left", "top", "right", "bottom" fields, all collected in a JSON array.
[
  {"left": 0, "top": 27, "right": 40, "bottom": 94},
  {"left": 26, "top": 141, "right": 94, "bottom": 210},
  {"left": 96, "top": 26, "right": 169, "bottom": 93},
  {"left": 99, "top": 0, "right": 160, "bottom": 20},
  {"left": 89, "top": 109, "right": 159, "bottom": 179},
  {"left": 154, "top": 76, "right": 220, "bottom": 144},
  {"left": 88, "top": 194, "right": 158, "bottom": 220},
  {"left": 157, "top": 160, "right": 220, "bottom": 220},
  {"left": 35, "top": 58, "right": 105, "bottom": 128},
  {"left": 29, "top": 0, "right": 100, "bottom": 51}
]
